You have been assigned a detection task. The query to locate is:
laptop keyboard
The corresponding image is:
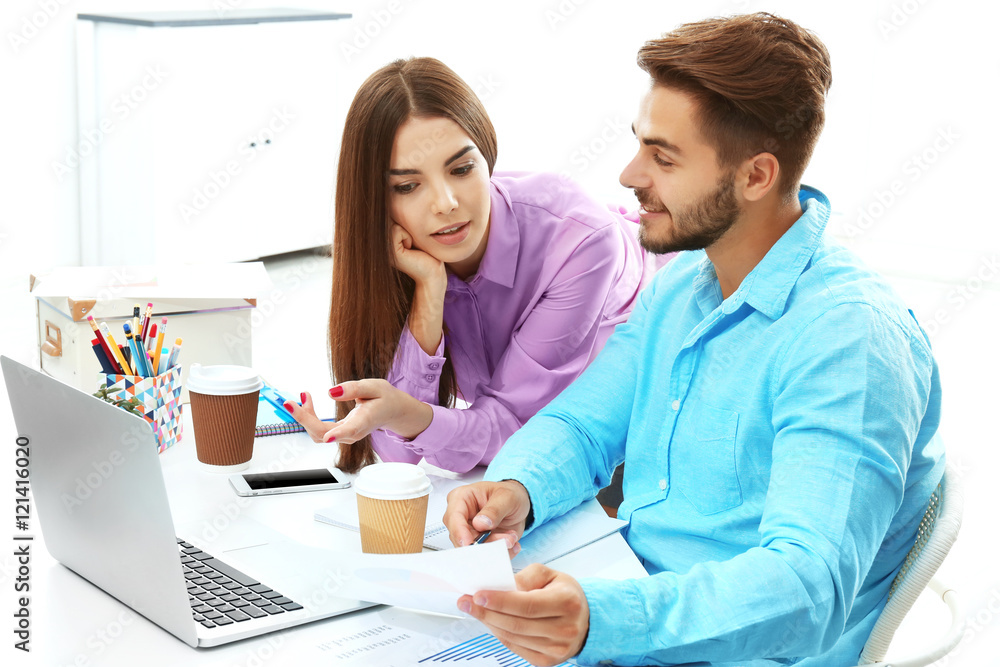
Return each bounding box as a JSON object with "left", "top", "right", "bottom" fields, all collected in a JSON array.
[{"left": 177, "top": 538, "right": 303, "bottom": 629}]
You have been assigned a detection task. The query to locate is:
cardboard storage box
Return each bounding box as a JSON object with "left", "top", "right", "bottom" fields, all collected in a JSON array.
[{"left": 32, "top": 263, "right": 272, "bottom": 402}]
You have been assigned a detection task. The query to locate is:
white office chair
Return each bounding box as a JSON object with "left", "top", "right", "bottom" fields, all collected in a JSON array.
[{"left": 852, "top": 462, "right": 964, "bottom": 667}]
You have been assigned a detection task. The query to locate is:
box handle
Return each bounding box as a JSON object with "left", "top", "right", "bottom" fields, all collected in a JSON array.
[{"left": 41, "top": 320, "right": 62, "bottom": 357}]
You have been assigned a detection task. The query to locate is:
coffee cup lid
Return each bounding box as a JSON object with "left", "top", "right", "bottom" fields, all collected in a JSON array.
[
  {"left": 354, "top": 463, "right": 432, "bottom": 501},
  {"left": 186, "top": 364, "right": 263, "bottom": 396}
]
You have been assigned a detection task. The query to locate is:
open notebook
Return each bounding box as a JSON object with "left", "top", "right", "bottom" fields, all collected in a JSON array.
[{"left": 314, "top": 474, "right": 627, "bottom": 571}]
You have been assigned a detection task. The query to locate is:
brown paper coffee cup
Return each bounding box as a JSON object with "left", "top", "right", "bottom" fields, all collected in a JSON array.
[
  {"left": 357, "top": 494, "right": 429, "bottom": 554},
  {"left": 189, "top": 390, "right": 259, "bottom": 468},
  {"left": 354, "top": 463, "right": 432, "bottom": 554},
  {"left": 186, "top": 364, "right": 263, "bottom": 473}
]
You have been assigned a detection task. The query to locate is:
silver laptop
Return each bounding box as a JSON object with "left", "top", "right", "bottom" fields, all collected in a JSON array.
[{"left": 1, "top": 355, "right": 372, "bottom": 647}]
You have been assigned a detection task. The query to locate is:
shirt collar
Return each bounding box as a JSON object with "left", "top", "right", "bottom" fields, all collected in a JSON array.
[
  {"left": 693, "top": 185, "right": 831, "bottom": 320},
  {"left": 453, "top": 178, "right": 519, "bottom": 289}
]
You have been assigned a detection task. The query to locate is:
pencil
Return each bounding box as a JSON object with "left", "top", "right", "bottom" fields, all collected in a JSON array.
[
  {"left": 87, "top": 316, "right": 122, "bottom": 374},
  {"left": 166, "top": 337, "right": 183, "bottom": 370},
  {"left": 100, "top": 323, "right": 134, "bottom": 376},
  {"left": 153, "top": 318, "right": 166, "bottom": 375},
  {"left": 140, "top": 302, "right": 153, "bottom": 345},
  {"left": 123, "top": 323, "right": 147, "bottom": 377}
]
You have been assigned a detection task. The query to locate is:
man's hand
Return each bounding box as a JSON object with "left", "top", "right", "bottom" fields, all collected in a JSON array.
[
  {"left": 457, "top": 564, "right": 590, "bottom": 667},
  {"left": 443, "top": 481, "right": 532, "bottom": 556},
  {"left": 282, "top": 380, "right": 433, "bottom": 443}
]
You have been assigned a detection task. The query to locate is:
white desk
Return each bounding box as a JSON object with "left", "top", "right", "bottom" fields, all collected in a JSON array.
[{"left": 23, "top": 415, "right": 646, "bottom": 666}]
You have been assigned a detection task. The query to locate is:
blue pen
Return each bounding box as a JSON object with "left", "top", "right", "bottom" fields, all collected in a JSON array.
[
  {"left": 473, "top": 531, "right": 492, "bottom": 545},
  {"left": 123, "top": 323, "right": 147, "bottom": 376}
]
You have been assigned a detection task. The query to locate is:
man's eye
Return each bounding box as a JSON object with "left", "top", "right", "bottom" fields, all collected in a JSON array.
[{"left": 653, "top": 154, "right": 674, "bottom": 168}]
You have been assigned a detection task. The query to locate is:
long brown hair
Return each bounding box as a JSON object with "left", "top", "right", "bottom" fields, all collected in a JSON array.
[
  {"left": 330, "top": 57, "right": 498, "bottom": 473},
  {"left": 638, "top": 13, "right": 832, "bottom": 201}
]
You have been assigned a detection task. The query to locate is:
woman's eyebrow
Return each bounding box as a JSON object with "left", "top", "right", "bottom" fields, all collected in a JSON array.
[
  {"left": 445, "top": 145, "right": 476, "bottom": 165},
  {"left": 389, "top": 145, "right": 477, "bottom": 176}
]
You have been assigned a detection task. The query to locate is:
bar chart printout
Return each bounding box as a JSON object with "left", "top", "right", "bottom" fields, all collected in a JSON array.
[{"left": 419, "top": 633, "right": 573, "bottom": 666}]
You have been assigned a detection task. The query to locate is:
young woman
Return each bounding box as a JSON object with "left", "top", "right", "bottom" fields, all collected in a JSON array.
[{"left": 285, "top": 57, "right": 667, "bottom": 474}]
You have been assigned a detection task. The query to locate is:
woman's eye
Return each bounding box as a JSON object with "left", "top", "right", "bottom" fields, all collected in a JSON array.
[
  {"left": 653, "top": 154, "right": 674, "bottom": 168},
  {"left": 394, "top": 182, "right": 417, "bottom": 194},
  {"left": 453, "top": 163, "right": 475, "bottom": 176}
]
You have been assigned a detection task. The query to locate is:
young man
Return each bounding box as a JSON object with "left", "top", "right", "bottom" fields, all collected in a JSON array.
[{"left": 443, "top": 13, "right": 944, "bottom": 667}]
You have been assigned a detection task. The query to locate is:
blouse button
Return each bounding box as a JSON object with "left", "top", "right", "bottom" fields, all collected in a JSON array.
[
  {"left": 429, "top": 362, "right": 440, "bottom": 370},
  {"left": 659, "top": 479, "right": 667, "bottom": 491},
  {"left": 671, "top": 399, "right": 680, "bottom": 411},
  {"left": 425, "top": 374, "right": 436, "bottom": 382}
]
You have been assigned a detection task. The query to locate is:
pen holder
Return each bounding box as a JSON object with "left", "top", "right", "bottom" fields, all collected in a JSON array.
[{"left": 95, "top": 366, "right": 184, "bottom": 453}]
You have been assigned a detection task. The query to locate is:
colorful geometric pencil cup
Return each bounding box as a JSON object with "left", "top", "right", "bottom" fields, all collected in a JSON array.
[{"left": 95, "top": 365, "right": 184, "bottom": 452}]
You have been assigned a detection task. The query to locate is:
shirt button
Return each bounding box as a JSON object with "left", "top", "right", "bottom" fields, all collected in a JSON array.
[
  {"left": 424, "top": 374, "right": 435, "bottom": 382},
  {"left": 429, "top": 362, "right": 440, "bottom": 370},
  {"left": 671, "top": 399, "right": 680, "bottom": 411},
  {"left": 659, "top": 479, "right": 667, "bottom": 490}
]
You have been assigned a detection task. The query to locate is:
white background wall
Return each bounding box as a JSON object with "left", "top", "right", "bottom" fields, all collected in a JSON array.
[
  {"left": 2, "top": 0, "right": 998, "bottom": 280},
  {"left": 1, "top": 1, "right": 998, "bottom": 664}
]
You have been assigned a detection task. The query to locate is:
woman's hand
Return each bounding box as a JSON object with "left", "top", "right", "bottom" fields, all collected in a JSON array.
[
  {"left": 392, "top": 223, "right": 446, "bottom": 288},
  {"left": 392, "top": 223, "right": 447, "bottom": 356},
  {"left": 283, "top": 380, "right": 434, "bottom": 444}
]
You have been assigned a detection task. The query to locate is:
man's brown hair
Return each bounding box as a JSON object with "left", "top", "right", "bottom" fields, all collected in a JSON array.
[{"left": 638, "top": 13, "right": 832, "bottom": 200}]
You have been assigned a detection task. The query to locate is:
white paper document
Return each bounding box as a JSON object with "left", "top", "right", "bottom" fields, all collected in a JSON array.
[
  {"left": 331, "top": 540, "right": 516, "bottom": 615},
  {"left": 224, "top": 538, "right": 515, "bottom": 617}
]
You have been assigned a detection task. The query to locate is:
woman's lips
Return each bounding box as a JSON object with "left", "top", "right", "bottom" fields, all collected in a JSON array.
[{"left": 431, "top": 221, "right": 471, "bottom": 246}]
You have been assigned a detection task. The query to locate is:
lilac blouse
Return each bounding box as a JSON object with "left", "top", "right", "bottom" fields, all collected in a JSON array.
[{"left": 372, "top": 171, "right": 666, "bottom": 472}]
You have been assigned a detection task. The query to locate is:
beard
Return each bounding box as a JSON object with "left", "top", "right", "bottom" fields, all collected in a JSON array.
[{"left": 637, "top": 174, "right": 741, "bottom": 254}]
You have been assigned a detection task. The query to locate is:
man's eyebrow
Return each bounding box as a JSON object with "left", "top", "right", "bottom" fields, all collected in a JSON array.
[
  {"left": 388, "top": 145, "right": 477, "bottom": 176},
  {"left": 631, "top": 123, "right": 684, "bottom": 156}
]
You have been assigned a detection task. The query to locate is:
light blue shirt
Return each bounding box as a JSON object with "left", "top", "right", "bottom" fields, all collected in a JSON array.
[{"left": 485, "top": 186, "right": 945, "bottom": 666}]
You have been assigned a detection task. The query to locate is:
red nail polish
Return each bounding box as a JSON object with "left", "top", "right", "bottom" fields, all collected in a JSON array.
[
  {"left": 324, "top": 434, "right": 336, "bottom": 443},
  {"left": 329, "top": 386, "right": 344, "bottom": 398},
  {"left": 283, "top": 402, "right": 295, "bottom": 413},
  {"left": 300, "top": 392, "right": 307, "bottom": 404}
]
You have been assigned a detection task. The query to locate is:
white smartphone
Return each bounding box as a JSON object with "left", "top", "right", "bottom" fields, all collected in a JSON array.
[{"left": 228, "top": 467, "right": 351, "bottom": 497}]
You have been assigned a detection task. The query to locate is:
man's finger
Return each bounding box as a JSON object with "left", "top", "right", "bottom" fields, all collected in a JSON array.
[
  {"left": 472, "top": 487, "right": 524, "bottom": 534},
  {"left": 473, "top": 587, "right": 573, "bottom": 620},
  {"left": 443, "top": 487, "right": 488, "bottom": 547},
  {"left": 460, "top": 600, "right": 573, "bottom": 667}
]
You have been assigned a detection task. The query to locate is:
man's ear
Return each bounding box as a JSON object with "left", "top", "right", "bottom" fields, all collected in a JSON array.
[{"left": 738, "top": 152, "right": 780, "bottom": 202}]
